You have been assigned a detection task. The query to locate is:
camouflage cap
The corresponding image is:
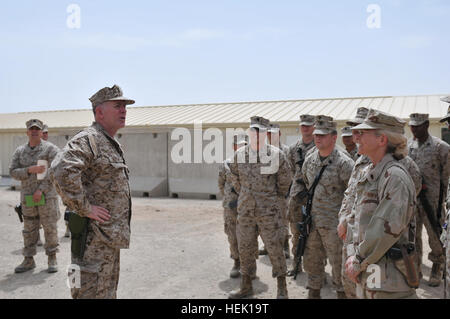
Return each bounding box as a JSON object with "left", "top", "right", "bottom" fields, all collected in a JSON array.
[
  {"left": 42, "top": 124, "right": 48, "bottom": 133},
  {"left": 313, "top": 120, "right": 337, "bottom": 135},
  {"left": 26, "top": 119, "right": 43, "bottom": 130},
  {"left": 268, "top": 123, "right": 281, "bottom": 133},
  {"left": 439, "top": 97, "right": 450, "bottom": 123},
  {"left": 352, "top": 109, "right": 405, "bottom": 134},
  {"left": 299, "top": 114, "right": 315, "bottom": 126},
  {"left": 89, "top": 84, "right": 135, "bottom": 111},
  {"left": 347, "top": 107, "right": 369, "bottom": 126},
  {"left": 408, "top": 113, "right": 429, "bottom": 126},
  {"left": 315, "top": 115, "right": 334, "bottom": 122},
  {"left": 250, "top": 116, "right": 270, "bottom": 130},
  {"left": 341, "top": 126, "right": 353, "bottom": 137}
]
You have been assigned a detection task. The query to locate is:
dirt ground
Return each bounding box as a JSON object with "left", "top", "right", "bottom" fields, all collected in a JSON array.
[{"left": 0, "top": 187, "right": 445, "bottom": 299}]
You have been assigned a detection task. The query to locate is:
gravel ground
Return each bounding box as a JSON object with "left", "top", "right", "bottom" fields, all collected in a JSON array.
[{"left": 0, "top": 187, "right": 445, "bottom": 299}]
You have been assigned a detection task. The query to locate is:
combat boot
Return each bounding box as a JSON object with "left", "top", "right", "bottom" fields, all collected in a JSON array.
[
  {"left": 258, "top": 246, "right": 268, "bottom": 256},
  {"left": 277, "top": 276, "right": 288, "bottom": 299},
  {"left": 47, "top": 254, "right": 58, "bottom": 273},
  {"left": 337, "top": 291, "right": 347, "bottom": 299},
  {"left": 14, "top": 257, "right": 36, "bottom": 273},
  {"left": 307, "top": 288, "right": 321, "bottom": 299},
  {"left": 228, "top": 275, "right": 254, "bottom": 299},
  {"left": 428, "top": 263, "right": 442, "bottom": 287},
  {"left": 230, "top": 259, "right": 240, "bottom": 278}
]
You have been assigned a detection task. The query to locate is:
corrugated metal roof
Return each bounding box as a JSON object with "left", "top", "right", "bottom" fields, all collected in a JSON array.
[{"left": 0, "top": 94, "right": 448, "bottom": 130}]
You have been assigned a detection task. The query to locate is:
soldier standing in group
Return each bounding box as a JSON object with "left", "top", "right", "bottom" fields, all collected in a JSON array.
[
  {"left": 295, "top": 118, "right": 354, "bottom": 299},
  {"left": 10, "top": 119, "right": 61, "bottom": 273},
  {"left": 286, "top": 115, "right": 316, "bottom": 275},
  {"left": 345, "top": 109, "right": 418, "bottom": 299},
  {"left": 218, "top": 137, "right": 248, "bottom": 278},
  {"left": 259, "top": 123, "right": 290, "bottom": 258},
  {"left": 408, "top": 113, "right": 449, "bottom": 287},
  {"left": 440, "top": 96, "right": 450, "bottom": 298},
  {"left": 338, "top": 107, "right": 422, "bottom": 299},
  {"left": 228, "top": 116, "right": 291, "bottom": 299},
  {"left": 51, "top": 85, "right": 134, "bottom": 299},
  {"left": 341, "top": 126, "right": 359, "bottom": 161}
]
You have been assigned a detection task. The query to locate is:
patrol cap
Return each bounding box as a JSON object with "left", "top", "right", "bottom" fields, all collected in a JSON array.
[
  {"left": 268, "top": 123, "right": 281, "bottom": 133},
  {"left": 250, "top": 116, "right": 270, "bottom": 130},
  {"left": 439, "top": 96, "right": 450, "bottom": 123},
  {"left": 313, "top": 120, "right": 337, "bottom": 135},
  {"left": 315, "top": 115, "right": 334, "bottom": 122},
  {"left": 341, "top": 126, "right": 353, "bottom": 137},
  {"left": 409, "top": 113, "right": 429, "bottom": 126},
  {"left": 347, "top": 107, "right": 369, "bottom": 126},
  {"left": 352, "top": 109, "right": 405, "bottom": 134},
  {"left": 299, "top": 115, "right": 315, "bottom": 126},
  {"left": 89, "top": 84, "right": 135, "bottom": 111},
  {"left": 26, "top": 119, "right": 43, "bottom": 130},
  {"left": 42, "top": 124, "right": 48, "bottom": 133}
]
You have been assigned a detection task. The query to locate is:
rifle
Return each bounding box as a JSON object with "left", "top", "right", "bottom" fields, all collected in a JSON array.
[
  {"left": 286, "top": 148, "right": 305, "bottom": 199},
  {"left": 292, "top": 164, "right": 328, "bottom": 279},
  {"left": 14, "top": 204, "right": 23, "bottom": 223}
]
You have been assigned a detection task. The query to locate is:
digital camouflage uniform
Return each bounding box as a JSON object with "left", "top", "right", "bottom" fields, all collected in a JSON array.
[
  {"left": 10, "top": 139, "right": 61, "bottom": 258},
  {"left": 298, "top": 146, "right": 354, "bottom": 292},
  {"left": 440, "top": 100, "right": 450, "bottom": 298},
  {"left": 408, "top": 133, "right": 449, "bottom": 270},
  {"left": 51, "top": 121, "right": 132, "bottom": 299},
  {"left": 228, "top": 144, "right": 292, "bottom": 279},
  {"left": 286, "top": 138, "right": 315, "bottom": 257},
  {"left": 218, "top": 160, "right": 240, "bottom": 262}
]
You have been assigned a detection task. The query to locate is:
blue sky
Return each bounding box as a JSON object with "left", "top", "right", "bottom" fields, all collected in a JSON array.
[{"left": 1, "top": 0, "right": 449, "bottom": 113}]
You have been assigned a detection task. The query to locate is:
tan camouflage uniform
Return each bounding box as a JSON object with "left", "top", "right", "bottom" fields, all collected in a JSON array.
[
  {"left": 218, "top": 160, "right": 240, "bottom": 261},
  {"left": 349, "top": 154, "right": 417, "bottom": 299},
  {"left": 51, "top": 122, "right": 132, "bottom": 299},
  {"left": 10, "top": 140, "right": 61, "bottom": 258},
  {"left": 339, "top": 155, "right": 421, "bottom": 298},
  {"left": 228, "top": 144, "right": 292, "bottom": 279},
  {"left": 299, "top": 147, "right": 354, "bottom": 292},
  {"left": 286, "top": 139, "right": 315, "bottom": 256},
  {"left": 408, "top": 135, "right": 450, "bottom": 267}
]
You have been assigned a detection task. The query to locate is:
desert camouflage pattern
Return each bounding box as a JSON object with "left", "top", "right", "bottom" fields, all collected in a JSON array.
[
  {"left": 10, "top": 140, "right": 61, "bottom": 202},
  {"left": 89, "top": 84, "right": 135, "bottom": 110},
  {"left": 446, "top": 204, "right": 450, "bottom": 299},
  {"left": 301, "top": 148, "right": 354, "bottom": 230},
  {"left": 287, "top": 139, "right": 315, "bottom": 177},
  {"left": 70, "top": 227, "right": 121, "bottom": 299},
  {"left": 218, "top": 160, "right": 240, "bottom": 260},
  {"left": 10, "top": 140, "right": 61, "bottom": 257},
  {"left": 286, "top": 139, "right": 315, "bottom": 256},
  {"left": 51, "top": 122, "right": 132, "bottom": 249},
  {"left": 338, "top": 155, "right": 371, "bottom": 298},
  {"left": 300, "top": 147, "right": 354, "bottom": 292},
  {"left": 350, "top": 154, "right": 417, "bottom": 297},
  {"left": 228, "top": 144, "right": 291, "bottom": 278},
  {"left": 408, "top": 135, "right": 450, "bottom": 265},
  {"left": 218, "top": 160, "right": 238, "bottom": 209},
  {"left": 21, "top": 198, "right": 59, "bottom": 257},
  {"left": 347, "top": 147, "right": 359, "bottom": 162},
  {"left": 339, "top": 155, "right": 420, "bottom": 298}
]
